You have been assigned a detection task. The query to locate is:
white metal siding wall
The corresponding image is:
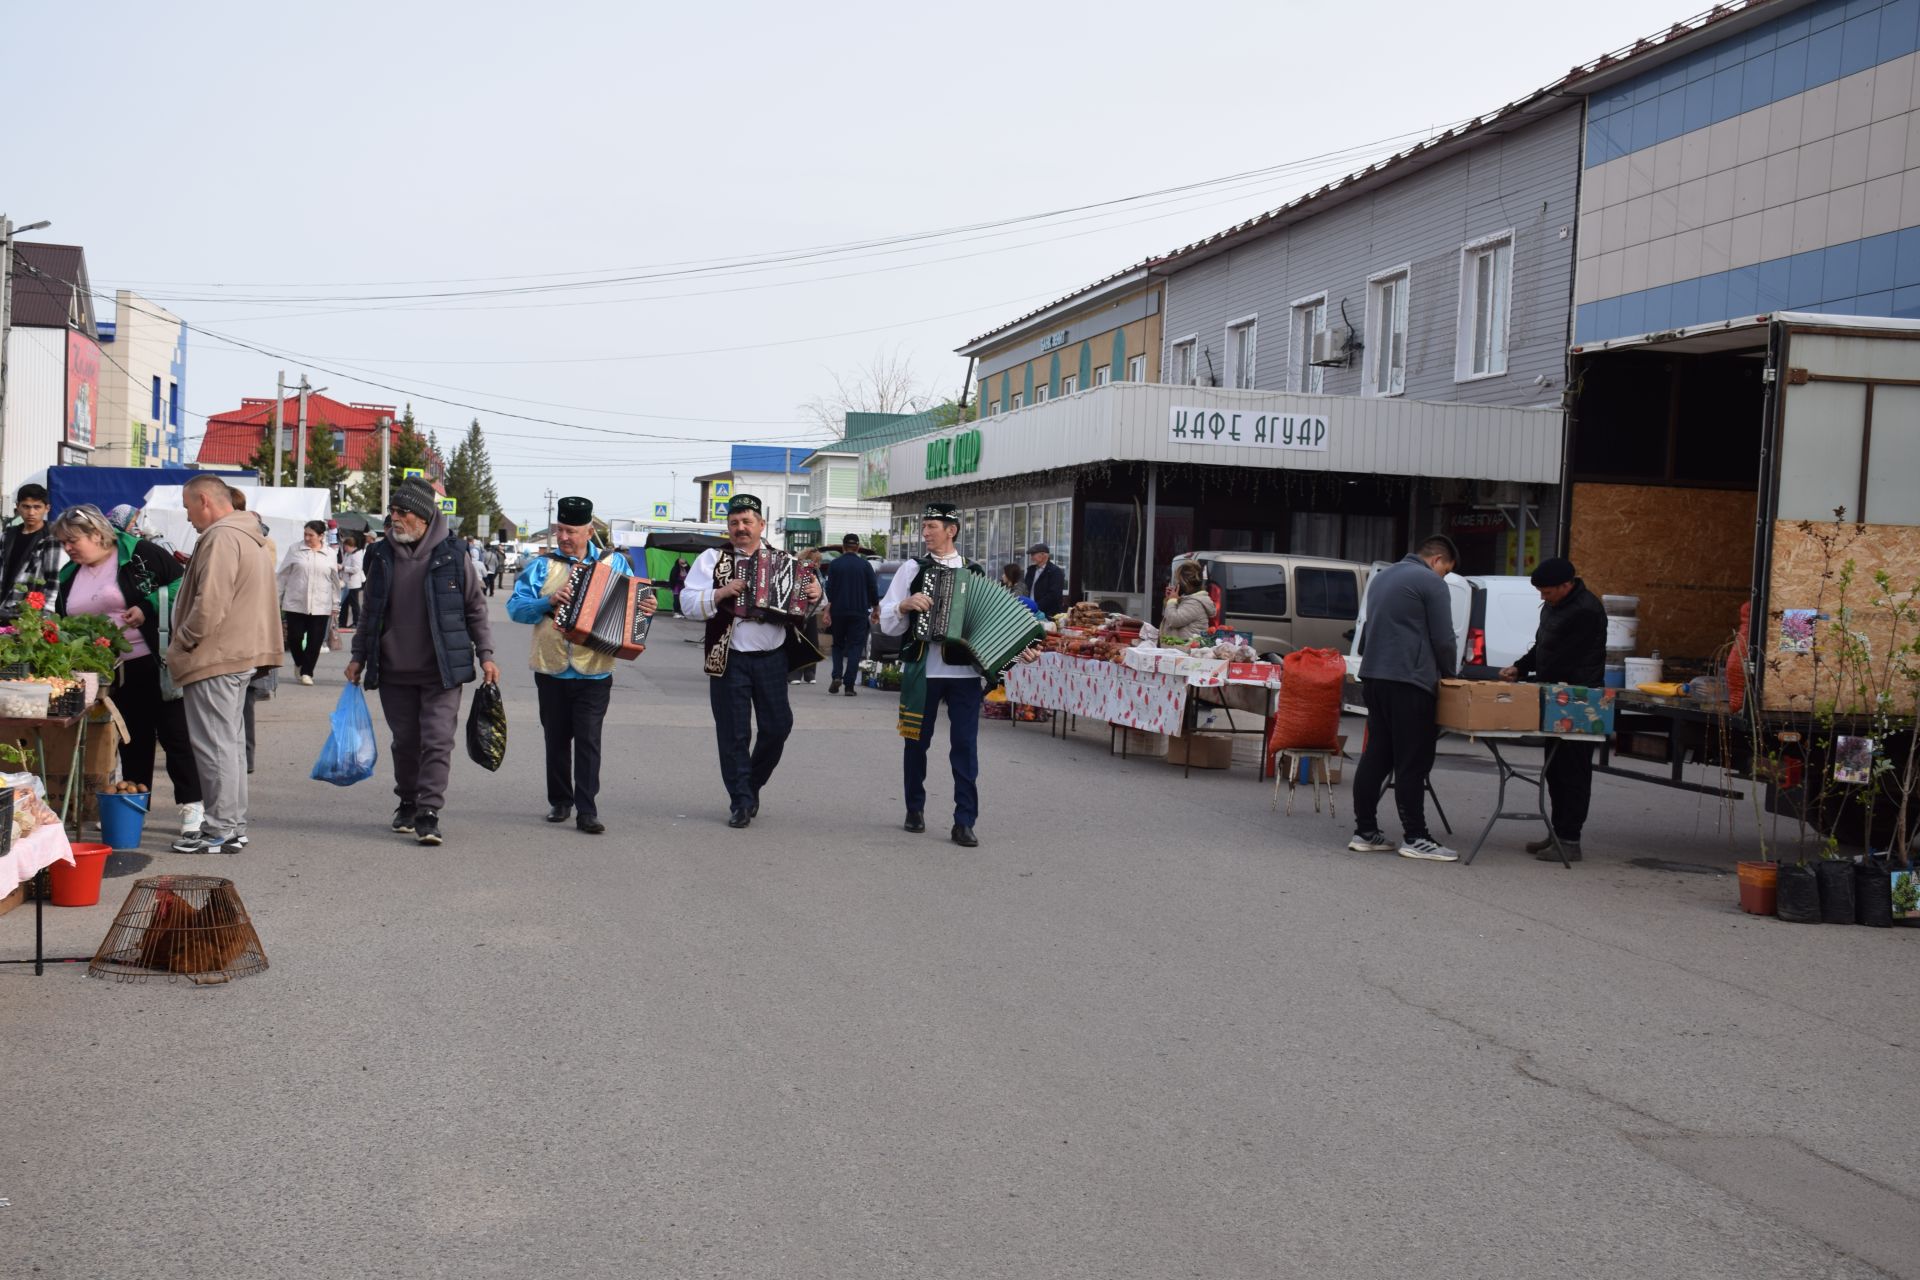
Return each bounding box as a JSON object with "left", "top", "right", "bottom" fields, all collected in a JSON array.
[
  {"left": 3, "top": 327, "right": 66, "bottom": 501},
  {"left": 1161, "top": 107, "right": 1581, "bottom": 408}
]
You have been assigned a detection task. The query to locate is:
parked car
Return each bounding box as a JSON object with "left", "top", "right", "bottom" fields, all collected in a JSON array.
[
  {"left": 1169, "top": 552, "right": 1372, "bottom": 658},
  {"left": 867, "top": 560, "right": 909, "bottom": 663}
]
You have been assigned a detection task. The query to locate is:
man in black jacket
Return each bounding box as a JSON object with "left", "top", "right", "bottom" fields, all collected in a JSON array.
[
  {"left": 0, "top": 483, "right": 59, "bottom": 622},
  {"left": 1501, "top": 556, "right": 1607, "bottom": 861},
  {"left": 1023, "top": 543, "right": 1066, "bottom": 617}
]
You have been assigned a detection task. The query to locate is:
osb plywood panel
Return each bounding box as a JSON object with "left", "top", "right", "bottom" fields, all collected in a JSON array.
[
  {"left": 1763, "top": 519, "right": 1920, "bottom": 716},
  {"left": 1568, "top": 483, "right": 1756, "bottom": 661}
]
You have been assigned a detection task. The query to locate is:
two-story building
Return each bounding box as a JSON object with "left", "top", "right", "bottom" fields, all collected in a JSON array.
[{"left": 694, "top": 445, "right": 815, "bottom": 546}]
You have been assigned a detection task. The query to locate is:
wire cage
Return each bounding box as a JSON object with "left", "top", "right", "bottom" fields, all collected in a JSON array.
[{"left": 87, "top": 875, "right": 268, "bottom": 985}]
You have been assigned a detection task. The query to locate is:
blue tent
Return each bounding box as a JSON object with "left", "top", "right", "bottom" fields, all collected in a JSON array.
[{"left": 45, "top": 463, "right": 238, "bottom": 516}]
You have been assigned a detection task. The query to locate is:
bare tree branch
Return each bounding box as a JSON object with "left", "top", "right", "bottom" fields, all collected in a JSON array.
[{"left": 800, "top": 346, "right": 935, "bottom": 435}]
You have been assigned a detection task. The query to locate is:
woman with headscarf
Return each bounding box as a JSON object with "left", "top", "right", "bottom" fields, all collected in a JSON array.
[
  {"left": 52, "top": 503, "right": 207, "bottom": 851},
  {"left": 1159, "top": 560, "right": 1213, "bottom": 642}
]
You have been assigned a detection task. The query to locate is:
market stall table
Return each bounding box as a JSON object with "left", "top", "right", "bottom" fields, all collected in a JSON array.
[
  {"left": 1442, "top": 728, "right": 1608, "bottom": 869},
  {"left": 0, "top": 705, "right": 99, "bottom": 976}
]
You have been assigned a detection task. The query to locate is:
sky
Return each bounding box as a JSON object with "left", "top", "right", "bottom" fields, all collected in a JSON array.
[{"left": 4, "top": 0, "right": 1696, "bottom": 527}]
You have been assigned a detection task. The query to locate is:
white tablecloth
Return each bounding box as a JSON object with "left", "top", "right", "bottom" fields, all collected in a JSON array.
[{"left": 1, "top": 821, "right": 74, "bottom": 897}]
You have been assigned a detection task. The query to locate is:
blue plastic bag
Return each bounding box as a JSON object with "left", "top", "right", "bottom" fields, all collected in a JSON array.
[{"left": 311, "top": 684, "right": 378, "bottom": 786}]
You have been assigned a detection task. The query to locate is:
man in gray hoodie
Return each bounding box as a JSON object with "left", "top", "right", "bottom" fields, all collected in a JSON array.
[
  {"left": 1349, "top": 535, "right": 1460, "bottom": 863},
  {"left": 345, "top": 481, "right": 499, "bottom": 847}
]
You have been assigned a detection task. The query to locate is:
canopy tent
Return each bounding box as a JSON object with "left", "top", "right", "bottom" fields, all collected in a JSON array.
[
  {"left": 141, "top": 484, "right": 330, "bottom": 561},
  {"left": 45, "top": 463, "right": 204, "bottom": 517},
  {"left": 616, "top": 529, "right": 726, "bottom": 610}
]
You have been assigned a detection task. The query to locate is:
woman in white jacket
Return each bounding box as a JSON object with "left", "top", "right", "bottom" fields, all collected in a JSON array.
[
  {"left": 337, "top": 532, "right": 367, "bottom": 628},
  {"left": 278, "top": 520, "right": 340, "bottom": 685}
]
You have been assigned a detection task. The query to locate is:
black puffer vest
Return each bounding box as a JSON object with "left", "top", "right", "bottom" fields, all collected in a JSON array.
[{"left": 359, "top": 532, "right": 476, "bottom": 690}]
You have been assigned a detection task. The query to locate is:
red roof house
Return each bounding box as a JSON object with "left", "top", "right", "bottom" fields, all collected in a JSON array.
[{"left": 197, "top": 394, "right": 442, "bottom": 479}]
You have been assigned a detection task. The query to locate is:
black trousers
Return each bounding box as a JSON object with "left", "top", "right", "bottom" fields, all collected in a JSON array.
[
  {"left": 112, "top": 655, "right": 202, "bottom": 804},
  {"left": 708, "top": 648, "right": 793, "bottom": 809},
  {"left": 338, "top": 588, "right": 362, "bottom": 628},
  {"left": 1545, "top": 742, "right": 1595, "bottom": 841},
  {"left": 536, "top": 673, "right": 611, "bottom": 818},
  {"left": 1352, "top": 678, "right": 1438, "bottom": 842},
  {"left": 285, "top": 610, "right": 330, "bottom": 677}
]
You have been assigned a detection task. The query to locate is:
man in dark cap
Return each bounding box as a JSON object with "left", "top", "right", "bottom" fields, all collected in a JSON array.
[
  {"left": 1501, "top": 556, "right": 1608, "bottom": 860},
  {"left": 347, "top": 479, "right": 500, "bottom": 847},
  {"left": 506, "top": 495, "right": 651, "bottom": 835},
  {"left": 1349, "top": 535, "right": 1460, "bottom": 863},
  {"left": 680, "top": 493, "right": 823, "bottom": 827},
  {"left": 824, "top": 531, "right": 879, "bottom": 695},
  {"left": 1023, "top": 541, "right": 1066, "bottom": 617}
]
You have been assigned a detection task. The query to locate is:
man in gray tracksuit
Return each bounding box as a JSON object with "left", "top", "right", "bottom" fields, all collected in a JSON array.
[{"left": 1348, "top": 535, "right": 1460, "bottom": 862}]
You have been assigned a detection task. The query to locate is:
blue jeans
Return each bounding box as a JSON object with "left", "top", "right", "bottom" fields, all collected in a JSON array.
[
  {"left": 831, "top": 617, "right": 869, "bottom": 685},
  {"left": 709, "top": 648, "right": 794, "bottom": 809},
  {"left": 903, "top": 676, "right": 983, "bottom": 827}
]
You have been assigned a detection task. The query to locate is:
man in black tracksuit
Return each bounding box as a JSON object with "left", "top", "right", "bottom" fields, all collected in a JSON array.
[{"left": 1501, "top": 556, "right": 1608, "bottom": 861}]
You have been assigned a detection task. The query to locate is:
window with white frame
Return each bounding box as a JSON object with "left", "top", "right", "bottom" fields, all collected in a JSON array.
[
  {"left": 787, "top": 485, "right": 809, "bottom": 516},
  {"left": 1127, "top": 354, "right": 1145, "bottom": 382},
  {"left": 1011, "top": 391, "right": 1024, "bottom": 409},
  {"left": 1093, "top": 365, "right": 1110, "bottom": 386},
  {"left": 1366, "top": 267, "right": 1410, "bottom": 397},
  {"left": 1226, "top": 317, "right": 1257, "bottom": 389},
  {"left": 989, "top": 399, "right": 1002, "bottom": 415},
  {"left": 1034, "top": 384, "right": 1050, "bottom": 404},
  {"left": 1456, "top": 232, "right": 1513, "bottom": 380},
  {"left": 1061, "top": 373, "right": 1077, "bottom": 395},
  {"left": 1170, "top": 336, "right": 1198, "bottom": 386},
  {"left": 1290, "top": 294, "right": 1326, "bottom": 393}
]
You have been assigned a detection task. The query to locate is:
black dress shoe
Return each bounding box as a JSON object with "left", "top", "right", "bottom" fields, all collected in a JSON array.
[
  {"left": 904, "top": 810, "right": 925, "bottom": 833},
  {"left": 951, "top": 825, "right": 978, "bottom": 847},
  {"left": 576, "top": 816, "right": 606, "bottom": 835},
  {"left": 749, "top": 795, "right": 760, "bottom": 818},
  {"left": 728, "top": 807, "right": 752, "bottom": 829},
  {"left": 546, "top": 804, "right": 572, "bottom": 824}
]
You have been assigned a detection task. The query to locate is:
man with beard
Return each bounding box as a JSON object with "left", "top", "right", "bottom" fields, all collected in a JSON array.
[
  {"left": 346, "top": 480, "right": 499, "bottom": 847},
  {"left": 679, "top": 493, "right": 822, "bottom": 828}
]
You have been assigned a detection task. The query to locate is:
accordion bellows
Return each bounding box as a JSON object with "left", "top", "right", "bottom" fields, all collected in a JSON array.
[
  {"left": 913, "top": 567, "right": 1045, "bottom": 679},
  {"left": 554, "top": 559, "right": 653, "bottom": 660}
]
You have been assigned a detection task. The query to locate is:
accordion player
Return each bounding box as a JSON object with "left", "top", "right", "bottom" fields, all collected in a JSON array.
[{"left": 551, "top": 554, "right": 654, "bottom": 660}]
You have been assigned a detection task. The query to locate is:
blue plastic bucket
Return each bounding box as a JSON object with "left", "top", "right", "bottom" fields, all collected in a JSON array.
[
  {"left": 1604, "top": 663, "right": 1626, "bottom": 689},
  {"left": 96, "top": 791, "right": 150, "bottom": 850}
]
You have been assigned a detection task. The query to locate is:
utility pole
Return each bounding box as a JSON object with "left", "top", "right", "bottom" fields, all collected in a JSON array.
[
  {"left": 295, "top": 374, "right": 310, "bottom": 490},
  {"left": 0, "top": 217, "right": 50, "bottom": 510},
  {"left": 670, "top": 471, "right": 677, "bottom": 519},
  {"left": 378, "top": 414, "right": 394, "bottom": 513},
  {"left": 544, "top": 488, "right": 557, "bottom": 530},
  {"left": 271, "top": 371, "right": 285, "bottom": 487}
]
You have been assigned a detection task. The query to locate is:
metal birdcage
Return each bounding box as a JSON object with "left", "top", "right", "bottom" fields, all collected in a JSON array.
[{"left": 87, "top": 875, "right": 268, "bottom": 985}]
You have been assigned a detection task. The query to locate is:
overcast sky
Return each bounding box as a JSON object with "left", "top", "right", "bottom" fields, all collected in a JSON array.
[{"left": 5, "top": 0, "right": 1692, "bottom": 525}]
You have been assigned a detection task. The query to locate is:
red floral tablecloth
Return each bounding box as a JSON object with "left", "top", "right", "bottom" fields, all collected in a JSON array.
[{"left": 1004, "top": 651, "right": 1284, "bottom": 734}]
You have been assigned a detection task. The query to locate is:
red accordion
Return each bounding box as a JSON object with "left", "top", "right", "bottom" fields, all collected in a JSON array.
[
  {"left": 552, "top": 556, "right": 653, "bottom": 660},
  {"left": 719, "top": 547, "right": 815, "bottom": 623}
]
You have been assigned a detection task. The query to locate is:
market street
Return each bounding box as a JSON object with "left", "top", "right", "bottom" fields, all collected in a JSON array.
[{"left": 4, "top": 602, "right": 1916, "bottom": 1280}]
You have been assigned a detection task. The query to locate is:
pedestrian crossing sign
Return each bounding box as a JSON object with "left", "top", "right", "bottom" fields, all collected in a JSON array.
[
  {"left": 402, "top": 467, "right": 426, "bottom": 482},
  {"left": 653, "top": 502, "right": 669, "bottom": 520},
  {"left": 437, "top": 496, "right": 458, "bottom": 516},
  {"left": 710, "top": 498, "right": 728, "bottom": 521}
]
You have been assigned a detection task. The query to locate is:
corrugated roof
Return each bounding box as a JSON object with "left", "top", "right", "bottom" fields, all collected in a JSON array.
[
  {"left": 810, "top": 405, "right": 959, "bottom": 456},
  {"left": 9, "top": 242, "right": 97, "bottom": 334},
  {"left": 730, "top": 444, "right": 812, "bottom": 474},
  {"left": 197, "top": 393, "right": 418, "bottom": 470}
]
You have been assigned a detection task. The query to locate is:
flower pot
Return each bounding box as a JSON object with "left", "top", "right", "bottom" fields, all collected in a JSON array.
[
  {"left": 1856, "top": 859, "right": 1896, "bottom": 928},
  {"left": 1736, "top": 861, "right": 1778, "bottom": 916},
  {"left": 1776, "top": 864, "right": 1821, "bottom": 923},
  {"left": 1815, "top": 859, "right": 1856, "bottom": 924}
]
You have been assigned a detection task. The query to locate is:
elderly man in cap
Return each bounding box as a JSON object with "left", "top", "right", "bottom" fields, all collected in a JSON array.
[
  {"left": 680, "top": 493, "right": 822, "bottom": 827},
  {"left": 1023, "top": 542, "right": 1066, "bottom": 617},
  {"left": 823, "top": 532, "right": 879, "bottom": 695},
  {"left": 1501, "top": 556, "right": 1608, "bottom": 860},
  {"left": 346, "top": 479, "right": 499, "bottom": 847},
  {"left": 507, "top": 496, "right": 651, "bottom": 835}
]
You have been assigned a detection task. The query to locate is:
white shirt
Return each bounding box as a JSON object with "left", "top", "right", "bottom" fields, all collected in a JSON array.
[
  {"left": 680, "top": 545, "right": 788, "bottom": 653},
  {"left": 878, "top": 551, "right": 977, "bottom": 680},
  {"left": 341, "top": 547, "right": 366, "bottom": 589}
]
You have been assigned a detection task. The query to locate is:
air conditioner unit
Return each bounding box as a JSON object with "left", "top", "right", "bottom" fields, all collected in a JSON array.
[{"left": 1310, "top": 325, "right": 1353, "bottom": 367}]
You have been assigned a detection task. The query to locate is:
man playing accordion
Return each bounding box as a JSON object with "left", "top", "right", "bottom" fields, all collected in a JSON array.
[
  {"left": 506, "top": 495, "right": 653, "bottom": 835},
  {"left": 680, "top": 493, "right": 823, "bottom": 828}
]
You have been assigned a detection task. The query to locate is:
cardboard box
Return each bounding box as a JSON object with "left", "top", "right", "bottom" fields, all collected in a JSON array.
[
  {"left": 1168, "top": 733, "right": 1234, "bottom": 769},
  {"left": 1540, "top": 683, "right": 1618, "bottom": 736},
  {"left": 1436, "top": 679, "right": 1540, "bottom": 733},
  {"left": 1123, "top": 729, "right": 1168, "bottom": 758}
]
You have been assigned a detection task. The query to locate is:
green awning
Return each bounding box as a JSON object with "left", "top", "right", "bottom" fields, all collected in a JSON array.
[{"left": 783, "top": 517, "right": 821, "bottom": 531}]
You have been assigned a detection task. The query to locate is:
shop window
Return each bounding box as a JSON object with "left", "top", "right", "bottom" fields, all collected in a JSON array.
[
  {"left": 1093, "top": 365, "right": 1110, "bottom": 386},
  {"left": 1290, "top": 294, "right": 1326, "bottom": 393},
  {"left": 1293, "top": 567, "right": 1359, "bottom": 620},
  {"left": 1346, "top": 515, "right": 1398, "bottom": 564},
  {"left": 1127, "top": 354, "right": 1146, "bottom": 382},
  {"left": 1227, "top": 317, "right": 1257, "bottom": 389},
  {"left": 1211, "top": 562, "right": 1287, "bottom": 617},
  {"left": 1170, "top": 336, "right": 1198, "bottom": 386},
  {"left": 1289, "top": 512, "right": 1342, "bottom": 559},
  {"left": 1456, "top": 232, "right": 1513, "bottom": 380},
  {"left": 1366, "top": 267, "right": 1409, "bottom": 397},
  {"left": 1061, "top": 374, "right": 1077, "bottom": 395}
]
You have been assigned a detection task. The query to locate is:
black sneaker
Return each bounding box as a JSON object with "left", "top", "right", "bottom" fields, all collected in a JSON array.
[
  {"left": 414, "top": 811, "right": 443, "bottom": 846},
  {"left": 392, "top": 803, "right": 417, "bottom": 834}
]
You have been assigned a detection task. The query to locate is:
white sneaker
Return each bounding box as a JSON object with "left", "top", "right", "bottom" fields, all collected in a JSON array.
[
  {"left": 1347, "top": 830, "right": 1398, "bottom": 852},
  {"left": 299, "top": 674, "right": 314, "bottom": 686},
  {"left": 179, "top": 802, "right": 204, "bottom": 836},
  {"left": 1398, "top": 838, "right": 1459, "bottom": 862}
]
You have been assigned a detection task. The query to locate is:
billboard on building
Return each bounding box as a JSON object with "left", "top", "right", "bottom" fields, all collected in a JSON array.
[
  {"left": 860, "top": 450, "right": 890, "bottom": 499},
  {"left": 65, "top": 332, "right": 100, "bottom": 448}
]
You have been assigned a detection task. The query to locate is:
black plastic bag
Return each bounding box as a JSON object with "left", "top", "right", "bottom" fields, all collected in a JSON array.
[
  {"left": 1854, "top": 858, "right": 1894, "bottom": 928},
  {"left": 1815, "top": 859, "right": 1856, "bottom": 924},
  {"left": 465, "top": 681, "right": 507, "bottom": 772},
  {"left": 1776, "top": 864, "right": 1821, "bottom": 923}
]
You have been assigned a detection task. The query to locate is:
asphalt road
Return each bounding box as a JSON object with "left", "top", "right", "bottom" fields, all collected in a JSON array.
[{"left": 4, "top": 599, "right": 1916, "bottom": 1279}]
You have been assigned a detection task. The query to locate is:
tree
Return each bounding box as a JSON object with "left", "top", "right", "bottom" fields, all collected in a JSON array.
[
  {"left": 443, "top": 419, "right": 504, "bottom": 537},
  {"left": 247, "top": 418, "right": 350, "bottom": 497},
  {"left": 348, "top": 406, "right": 437, "bottom": 513},
  {"left": 800, "top": 346, "right": 935, "bottom": 435}
]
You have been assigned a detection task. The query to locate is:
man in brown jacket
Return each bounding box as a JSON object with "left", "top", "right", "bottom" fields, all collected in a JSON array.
[{"left": 167, "top": 475, "right": 282, "bottom": 852}]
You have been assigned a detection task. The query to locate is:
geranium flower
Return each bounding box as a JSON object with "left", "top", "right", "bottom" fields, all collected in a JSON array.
[
  {"left": 42, "top": 627, "right": 60, "bottom": 643},
  {"left": 0, "top": 626, "right": 15, "bottom": 636},
  {"left": 94, "top": 637, "right": 113, "bottom": 648},
  {"left": 24, "top": 592, "right": 45, "bottom": 610}
]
